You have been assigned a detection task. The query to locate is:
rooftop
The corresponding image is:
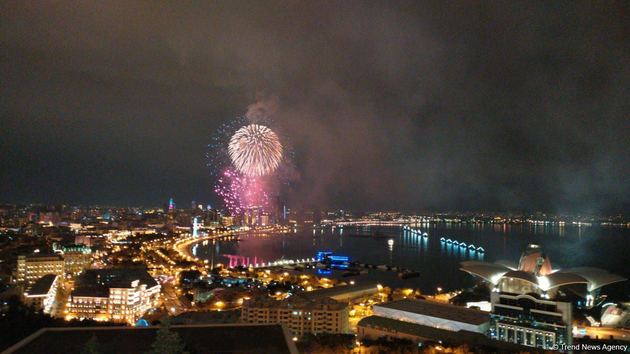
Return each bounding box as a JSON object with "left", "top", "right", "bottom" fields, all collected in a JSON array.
[
  {"left": 18, "top": 254, "right": 63, "bottom": 261},
  {"left": 460, "top": 244, "right": 628, "bottom": 293},
  {"left": 374, "top": 299, "right": 490, "bottom": 325},
  {"left": 358, "top": 315, "right": 540, "bottom": 353},
  {"left": 25, "top": 274, "right": 57, "bottom": 296},
  {"left": 3, "top": 324, "right": 298, "bottom": 354},
  {"left": 76, "top": 268, "right": 158, "bottom": 289},
  {"left": 71, "top": 268, "right": 158, "bottom": 298},
  {"left": 299, "top": 282, "right": 379, "bottom": 301},
  {"left": 244, "top": 294, "right": 347, "bottom": 311}
]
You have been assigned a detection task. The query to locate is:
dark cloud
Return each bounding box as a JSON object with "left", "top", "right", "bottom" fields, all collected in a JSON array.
[{"left": 1, "top": 1, "right": 629, "bottom": 213}]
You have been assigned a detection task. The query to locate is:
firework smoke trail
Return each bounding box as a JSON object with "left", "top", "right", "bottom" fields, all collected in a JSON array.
[{"left": 228, "top": 124, "right": 283, "bottom": 177}]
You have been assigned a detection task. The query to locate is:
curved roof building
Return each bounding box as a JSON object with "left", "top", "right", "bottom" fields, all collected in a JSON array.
[{"left": 460, "top": 244, "right": 626, "bottom": 297}]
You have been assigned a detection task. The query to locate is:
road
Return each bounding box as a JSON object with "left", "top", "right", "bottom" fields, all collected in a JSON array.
[
  {"left": 579, "top": 326, "right": 630, "bottom": 342},
  {"left": 160, "top": 280, "right": 187, "bottom": 316}
]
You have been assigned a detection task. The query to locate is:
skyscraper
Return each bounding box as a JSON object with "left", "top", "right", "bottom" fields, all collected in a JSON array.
[{"left": 168, "top": 197, "right": 175, "bottom": 212}]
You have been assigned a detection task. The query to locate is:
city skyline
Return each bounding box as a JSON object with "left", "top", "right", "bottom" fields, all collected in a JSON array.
[
  {"left": 2, "top": 2, "right": 629, "bottom": 213},
  {"left": 3, "top": 2, "right": 630, "bottom": 353}
]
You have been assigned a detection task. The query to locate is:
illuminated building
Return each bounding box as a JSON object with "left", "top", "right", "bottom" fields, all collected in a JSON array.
[
  {"left": 168, "top": 197, "right": 175, "bottom": 212},
  {"left": 23, "top": 274, "right": 59, "bottom": 314},
  {"left": 372, "top": 299, "right": 490, "bottom": 333},
  {"left": 300, "top": 283, "right": 379, "bottom": 303},
  {"left": 74, "top": 234, "right": 97, "bottom": 247},
  {"left": 221, "top": 215, "right": 234, "bottom": 227},
  {"left": 192, "top": 216, "right": 201, "bottom": 238},
  {"left": 57, "top": 244, "right": 92, "bottom": 276},
  {"left": 460, "top": 244, "right": 627, "bottom": 350},
  {"left": 260, "top": 214, "right": 270, "bottom": 226},
  {"left": 315, "top": 251, "right": 350, "bottom": 270},
  {"left": 242, "top": 295, "right": 349, "bottom": 337},
  {"left": 67, "top": 268, "right": 160, "bottom": 324},
  {"left": 601, "top": 302, "right": 630, "bottom": 327},
  {"left": 16, "top": 254, "right": 65, "bottom": 285},
  {"left": 357, "top": 315, "right": 527, "bottom": 352}
]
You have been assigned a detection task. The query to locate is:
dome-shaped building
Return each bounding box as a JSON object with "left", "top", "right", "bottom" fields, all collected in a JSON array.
[
  {"left": 461, "top": 244, "right": 625, "bottom": 301},
  {"left": 460, "top": 244, "right": 627, "bottom": 350}
]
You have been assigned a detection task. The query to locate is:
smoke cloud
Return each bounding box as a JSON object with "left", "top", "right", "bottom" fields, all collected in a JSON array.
[
  {"left": 245, "top": 96, "right": 279, "bottom": 123},
  {"left": 1, "top": 1, "right": 629, "bottom": 214}
]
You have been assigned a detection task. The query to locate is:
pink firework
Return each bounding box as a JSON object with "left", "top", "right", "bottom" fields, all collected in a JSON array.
[{"left": 214, "top": 169, "right": 269, "bottom": 215}]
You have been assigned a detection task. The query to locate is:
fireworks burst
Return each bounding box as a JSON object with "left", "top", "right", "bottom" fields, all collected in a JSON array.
[
  {"left": 228, "top": 124, "right": 283, "bottom": 177},
  {"left": 207, "top": 116, "right": 248, "bottom": 178},
  {"left": 214, "top": 169, "right": 269, "bottom": 215},
  {"left": 208, "top": 114, "right": 292, "bottom": 216}
]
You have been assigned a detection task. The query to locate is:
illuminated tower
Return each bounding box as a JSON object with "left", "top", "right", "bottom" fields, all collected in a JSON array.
[
  {"left": 192, "top": 216, "right": 200, "bottom": 238},
  {"left": 168, "top": 198, "right": 175, "bottom": 212}
]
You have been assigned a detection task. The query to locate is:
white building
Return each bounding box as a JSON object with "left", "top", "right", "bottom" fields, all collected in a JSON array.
[
  {"left": 372, "top": 299, "right": 490, "bottom": 333},
  {"left": 67, "top": 268, "right": 160, "bottom": 324},
  {"left": 23, "top": 274, "right": 59, "bottom": 314},
  {"left": 16, "top": 254, "right": 64, "bottom": 285}
]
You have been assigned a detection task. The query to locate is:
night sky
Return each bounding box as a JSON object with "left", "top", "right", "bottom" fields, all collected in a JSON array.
[{"left": 1, "top": 1, "right": 629, "bottom": 213}]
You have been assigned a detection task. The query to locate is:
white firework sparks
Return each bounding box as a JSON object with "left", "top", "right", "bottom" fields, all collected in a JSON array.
[{"left": 228, "top": 124, "right": 283, "bottom": 177}]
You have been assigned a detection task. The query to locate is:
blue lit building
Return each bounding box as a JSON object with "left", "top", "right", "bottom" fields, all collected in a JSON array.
[{"left": 315, "top": 251, "right": 349, "bottom": 269}]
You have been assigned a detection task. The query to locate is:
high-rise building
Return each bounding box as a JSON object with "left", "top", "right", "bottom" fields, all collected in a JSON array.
[
  {"left": 192, "top": 216, "right": 201, "bottom": 238},
  {"left": 15, "top": 254, "right": 65, "bottom": 285},
  {"left": 168, "top": 197, "right": 176, "bottom": 212}
]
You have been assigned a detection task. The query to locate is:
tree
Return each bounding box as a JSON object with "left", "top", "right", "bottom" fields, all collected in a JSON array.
[
  {"left": 148, "top": 317, "right": 188, "bottom": 354},
  {"left": 81, "top": 335, "right": 100, "bottom": 354}
]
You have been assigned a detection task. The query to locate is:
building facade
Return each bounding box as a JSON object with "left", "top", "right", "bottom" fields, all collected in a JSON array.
[
  {"left": 460, "top": 244, "right": 626, "bottom": 350},
  {"left": 242, "top": 295, "right": 349, "bottom": 337},
  {"left": 61, "top": 244, "right": 92, "bottom": 276},
  {"left": 23, "top": 274, "right": 59, "bottom": 314},
  {"left": 490, "top": 292, "right": 572, "bottom": 349},
  {"left": 67, "top": 268, "right": 160, "bottom": 324},
  {"left": 16, "top": 254, "right": 65, "bottom": 285}
]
